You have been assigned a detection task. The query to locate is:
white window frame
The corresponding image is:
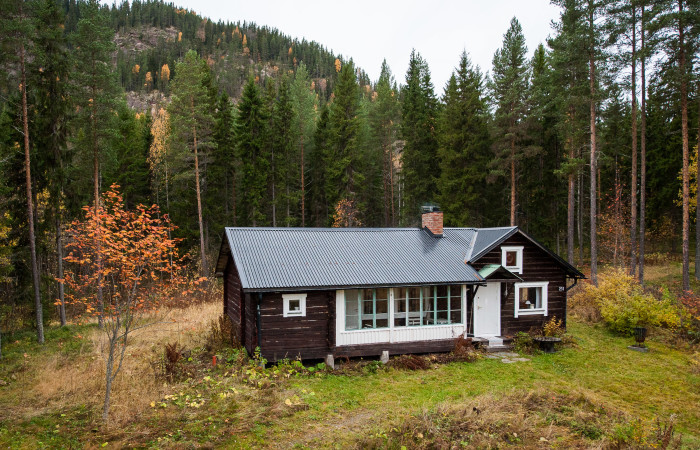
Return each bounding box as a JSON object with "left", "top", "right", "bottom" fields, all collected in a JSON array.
[
  {"left": 514, "top": 281, "right": 548, "bottom": 318},
  {"left": 283, "top": 293, "right": 307, "bottom": 317},
  {"left": 501, "top": 246, "right": 524, "bottom": 274}
]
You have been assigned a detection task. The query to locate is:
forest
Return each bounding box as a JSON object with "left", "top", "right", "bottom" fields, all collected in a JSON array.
[{"left": 1, "top": 0, "right": 700, "bottom": 340}]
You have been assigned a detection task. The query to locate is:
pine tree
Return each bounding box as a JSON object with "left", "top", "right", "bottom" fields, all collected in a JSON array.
[
  {"left": 607, "top": 0, "right": 647, "bottom": 279},
  {"left": 649, "top": 0, "right": 700, "bottom": 290},
  {"left": 401, "top": 50, "right": 440, "bottom": 225},
  {"left": 437, "top": 52, "right": 491, "bottom": 227},
  {"left": 168, "top": 49, "right": 215, "bottom": 276},
  {"left": 0, "top": 0, "right": 44, "bottom": 342},
  {"left": 585, "top": 0, "right": 607, "bottom": 285},
  {"left": 549, "top": 0, "right": 590, "bottom": 264}
]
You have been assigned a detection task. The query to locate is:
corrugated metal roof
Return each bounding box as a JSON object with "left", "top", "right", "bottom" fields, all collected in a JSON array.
[
  {"left": 222, "top": 227, "right": 484, "bottom": 291},
  {"left": 467, "top": 227, "right": 518, "bottom": 262},
  {"left": 216, "top": 225, "right": 583, "bottom": 291}
]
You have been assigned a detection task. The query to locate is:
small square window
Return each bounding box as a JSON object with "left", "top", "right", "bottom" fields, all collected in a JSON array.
[
  {"left": 501, "top": 246, "right": 523, "bottom": 274},
  {"left": 283, "top": 293, "right": 307, "bottom": 317}
]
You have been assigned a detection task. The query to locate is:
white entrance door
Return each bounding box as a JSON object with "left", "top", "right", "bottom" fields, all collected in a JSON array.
[{"left": 474, "top": 282, "right": 501, "bottom": 337}]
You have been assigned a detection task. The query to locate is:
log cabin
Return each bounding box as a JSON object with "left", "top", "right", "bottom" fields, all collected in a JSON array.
[{"left": 215, "top": 207, "right": 584, "bottom": 362}]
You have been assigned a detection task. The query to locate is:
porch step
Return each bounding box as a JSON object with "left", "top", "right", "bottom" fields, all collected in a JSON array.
[{"left": 485, "top": 336, "right": 512, "bottom": 353}]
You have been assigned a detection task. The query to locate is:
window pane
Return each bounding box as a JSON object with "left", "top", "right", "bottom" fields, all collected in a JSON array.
[
  {"left": 519, "top": 286, "right": 541, "bottom": 310},
  {"left": 506, "top": 251, "right": 517, "bottom": 266},
  {"left": 289, "top": 299, "right": 300, "bottom": 312},
  {"left": 375, "top": 288, "right": 388, "bottom": 328},
  {"left": 531, "top": 287, "right": 541, "bottom": 308},
  {"left": 345, "top": 290, "right": 360, "bottom": 330},
  {"left": 450, "top": 308, "right": 462, "bottom": 324},
  {"left": 407, "top": 287, "right": 422, "bottom": 326}
]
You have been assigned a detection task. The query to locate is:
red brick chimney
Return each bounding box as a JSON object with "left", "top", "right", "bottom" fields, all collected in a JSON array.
[{"left": 421, "top": 206, "right": 443, "bottom": 237}]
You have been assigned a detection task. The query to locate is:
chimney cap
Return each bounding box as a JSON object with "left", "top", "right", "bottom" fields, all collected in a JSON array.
[{"left": 421, "top": 204, "right": 440, "bottom": 214}]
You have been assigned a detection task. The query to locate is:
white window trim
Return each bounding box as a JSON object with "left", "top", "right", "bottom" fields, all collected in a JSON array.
[
  {"left": 283, "top": 293, "right": 307, "bottom": 317},
  {"left": 514, "top": 281, "right": 548, "bottom": 318},
  {"left": 501, "top": 246, "right": 524, "bottom": 274}
]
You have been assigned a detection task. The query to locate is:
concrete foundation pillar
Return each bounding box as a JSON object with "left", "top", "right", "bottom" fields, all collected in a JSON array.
[{"left": 380, "top": 350, "right": 389, "bottom": 364}]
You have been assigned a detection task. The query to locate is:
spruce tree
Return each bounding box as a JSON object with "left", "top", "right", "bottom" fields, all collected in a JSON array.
[
  {"left": 234, "top": 77, "right": 269, "bottom": 226},
  {"left": 31, "top": 0, "right": 71, "bottom": 326},
  {"left": 309, "top": 104, "right": 331, "bottom": 226},
  {"left": 327, "top": 60, "right": 364, "bottom": 219},
  {"left": 210, "top": 92, "right": 237, "bottom": 229},
  {"left": 290, "top": 63, "right": 318, "bottom": 226},
  {"left": 369, "top": 60, "right": 401, "bottom": 226},
  {"left": 272, "top": 76, "right": 297, "bottom": 226},
  {"left": 401, "top": 50, "right": 440, "bottom": 225},
  {"left": 70, "top": 0, "right": 122, "bottom": 326},
  {"left": 523, "top": 44, "right": 564, "bottom": 245},
  {"left": 108, "top": 103, "right": 152, "bottom": 209},
  {"left": 489, "top": 17, "right": 533, "bottom": 227},
  {"left": 437, "top": 52, "right": 491, "bottom": 227}
]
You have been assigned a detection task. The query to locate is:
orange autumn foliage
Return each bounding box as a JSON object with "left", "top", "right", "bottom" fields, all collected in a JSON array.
[
  {"left": 332, "top": 198, "right": 362, "bottom": 228},
  {"left": 61, "top": 184, "right": 195, "bottom": 321}
]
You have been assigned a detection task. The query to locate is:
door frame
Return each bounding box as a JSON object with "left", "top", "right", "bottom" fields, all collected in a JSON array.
[{"left": 473, "top": 282, "right": 501, "bottom": 337}]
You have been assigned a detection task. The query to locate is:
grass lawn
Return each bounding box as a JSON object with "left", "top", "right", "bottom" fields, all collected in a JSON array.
[{"left": 1, "top": 314, "right": 698, "bottom": 448}]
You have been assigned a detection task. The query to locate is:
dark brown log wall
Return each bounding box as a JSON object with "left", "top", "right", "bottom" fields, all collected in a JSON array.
[
  {"left": 473, "top": 233, "right": 568, "bottom": 336},
  {"left": 333, "top": 339, "right": 458, "bottom": 358},
  {"left": 223, "top": 256, "right": 243, "bottom": 343},
  {"left": 244, "top": 293, "right": 258, "bottom": 356},
  {"left": 259, "top": 290, "right": 334, "bottom": 362}
]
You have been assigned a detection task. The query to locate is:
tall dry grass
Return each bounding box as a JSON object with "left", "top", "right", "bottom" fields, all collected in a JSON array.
[{"left": 18, "top": 300, "right": 222, "bottom": 426}]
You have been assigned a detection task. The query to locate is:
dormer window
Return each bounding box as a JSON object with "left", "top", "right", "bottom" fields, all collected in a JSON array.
[{"left": 501, "top": 246, "right": 523, "bottom": 274}]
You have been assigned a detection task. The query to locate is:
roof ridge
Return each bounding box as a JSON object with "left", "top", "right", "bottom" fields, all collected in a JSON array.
[{"left": 226, "top": 227, "right": 424, "bottom": 232}]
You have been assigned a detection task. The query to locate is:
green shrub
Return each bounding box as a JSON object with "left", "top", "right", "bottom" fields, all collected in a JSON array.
[
  {"left": 576, "top": 269, "right": 681, "bottom": 335},
  {"left": 512, "top": 331, "right": 536, "bottom": 354}
]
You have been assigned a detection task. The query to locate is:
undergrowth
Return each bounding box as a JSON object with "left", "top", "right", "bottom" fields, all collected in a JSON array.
[{"left": 359, "top": 390, "right": 683, "bottom": 449}]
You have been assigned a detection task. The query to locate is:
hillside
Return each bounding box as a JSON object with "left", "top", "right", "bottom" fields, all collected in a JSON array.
[{"left": 95, "top": 1, "right": 352, "bottom": 108}]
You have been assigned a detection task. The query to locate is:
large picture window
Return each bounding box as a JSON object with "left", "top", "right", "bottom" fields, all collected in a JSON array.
[
  {"left": 514, "top": 281, "right": 548, "bottom": 317},
  {"left": 392, "top": 285, "right": 462, "bottom": 327}
]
